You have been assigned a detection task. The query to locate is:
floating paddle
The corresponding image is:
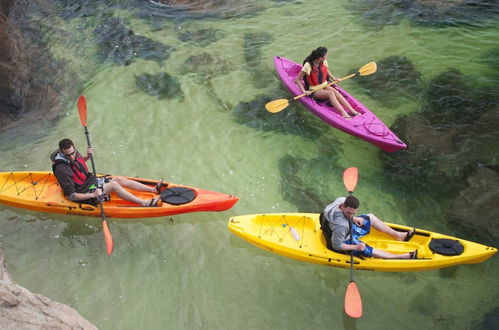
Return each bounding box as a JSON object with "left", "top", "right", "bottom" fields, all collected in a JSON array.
[
  {"left": 77, "top": 95, "right": 114, "bottom": 256},
  {"left": 265, "top": 62, "right": 377, "bottom": 113},
  {"left": 342, "top": 167, "right": 362, "bottom": 318}
]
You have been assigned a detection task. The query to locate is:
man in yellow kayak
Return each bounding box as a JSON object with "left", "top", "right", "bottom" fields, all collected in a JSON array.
[
  {"left": 50, "top": 138, "right": 161, "bottom": 206},
  {"left": 321, "top": 196, "right": 417, "bottom": 259}
]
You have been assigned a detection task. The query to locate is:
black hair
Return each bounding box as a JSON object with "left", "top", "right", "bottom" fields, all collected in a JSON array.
[
  {"left": 303, "top": 46, "right": 328, "bottom": 65},
  {"left": 59, "top": 138, "right": 74, "bottom": 151},
  {"left": 344, "top": 196, "right": 360, "bottom": 209}
]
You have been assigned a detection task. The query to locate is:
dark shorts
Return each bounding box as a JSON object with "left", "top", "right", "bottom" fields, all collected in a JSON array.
[
  {"left": 87, "top": 176, "right": 112, "bottom": 192},
  {"left": 344, "top": 214, "right": 373, "bottom": 258}
]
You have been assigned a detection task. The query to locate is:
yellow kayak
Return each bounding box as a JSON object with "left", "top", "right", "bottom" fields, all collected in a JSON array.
[{"left": 228, "top": 213, "right": 497, "bottom": 272}]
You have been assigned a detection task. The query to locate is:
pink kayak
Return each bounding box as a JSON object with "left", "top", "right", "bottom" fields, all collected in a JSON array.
[{"left": 273, "top": 56, "right": 407, "bottom": 152}]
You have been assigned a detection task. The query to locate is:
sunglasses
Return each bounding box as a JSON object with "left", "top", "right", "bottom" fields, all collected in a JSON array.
[{"left": 63, "top": 149, "right": 77, "bottom": 158}]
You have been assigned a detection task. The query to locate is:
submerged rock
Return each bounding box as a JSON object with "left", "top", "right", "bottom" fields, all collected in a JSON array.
[
  {"left": 347, "top": 0, "right": 499, "bottom": 29},
  {"left": 135, "top": 72, "right": 183, "bottom": 100},
  {"left": 447, "top": 166, "right": 499, "bottom": 244},
  {"left": 476, "top": 307, "right": 499, "bottom": 330},
  {"left": 381, "top": 60, "right": 499, "bottom": 236},
  {"left": 178, "top": 28, "right": 223, "bottom": 46},
  {"left": 422, "top": 69, "right": 484, "bottom": 128},
  {"left": 354, "top": 56, "right": 423, "bottom": 108},
  {"left": 232, "top": 95, "right": 326, "bottom": 139},
  {"left": 181, "top": 52, "right": 230, "bottom": 82},
  {"left": 382, "top": 64, "right": 499, "bottom": 191},
  {"left": 95, "top": 17, "right": 175, "bottom": 66},
  {"left": 243, "top": 32, "right": 275, "bottom": 89},
  {"left": 0, "top": 251, "right": 97, "bottom": 329},
  {"left": 278, "top": 145, "right": 343, "bottom": 213},
  {"left": 0, "top": 0, "right": 72, "bottom": 133},
  {"left": 144, "top": 0, "right": 267, "bottom": 18}
]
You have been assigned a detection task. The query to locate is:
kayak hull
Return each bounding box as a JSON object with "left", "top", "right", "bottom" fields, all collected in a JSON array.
[
  {"left": 273, "top": 56, "right": 407, "bottom": 152},
  {"left": 228, "top": 213, "right": 497, "bottom": 272},
  {"left": 0, "top": 171, "right": 238, "bottom": 218}
]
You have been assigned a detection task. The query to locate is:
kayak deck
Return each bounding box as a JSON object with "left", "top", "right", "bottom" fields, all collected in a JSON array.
[
  {"left": 274, "top": 56, "right": 407, "bottom": 152},
  {"left": 228, "top": 213, "right": 497, "bottom": 272},
  {"left": 0, "top": 171, "right": 238, "bottom": 218}
]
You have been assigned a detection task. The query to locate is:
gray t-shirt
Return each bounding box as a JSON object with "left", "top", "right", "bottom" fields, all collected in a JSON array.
[{"left": 323, "top": 197, "right": 350, "bottom": 251}]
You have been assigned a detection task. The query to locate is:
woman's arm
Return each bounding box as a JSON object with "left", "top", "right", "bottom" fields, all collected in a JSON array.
[
  {"left": 327, "top": 69, "right": 338, "bottom": 82},
  {"left": 294, "top": 71, "right": 308, "bottom": 94}
]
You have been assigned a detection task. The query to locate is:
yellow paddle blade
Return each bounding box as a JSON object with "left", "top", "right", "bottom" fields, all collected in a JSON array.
[
  {"left": 343, "top": 167, "right": 359, "bottom": 193},
  {"left": 265, "top": 99, "right": 289, "bottom": 113},
  {"left": 345, "top": 281, "right": 363, "bottom": 318},
  {"left": 358, "top": 61, "right": 377, "bottom": 76}
]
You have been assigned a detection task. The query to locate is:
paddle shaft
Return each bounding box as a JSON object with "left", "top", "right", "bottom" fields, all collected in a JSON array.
[
  {"left": 342, "top": 167, "right": 362, "bottom": 318},
  {"left": 82, "top": 127, "right": 107, "bottom": 220},
  {"left": 348, "top": 191, "right": 355, "bottom": 282},
  {"left": 292, "top": 73, "right": 356, "bottom": 102}
]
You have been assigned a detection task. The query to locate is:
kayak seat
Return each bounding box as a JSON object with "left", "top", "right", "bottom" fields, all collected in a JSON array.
[
  {"left": 77, "top": 195, "right": 111, "bottom": 207},
  {"left": 319, "top": 212, "right": 365, "bottom": 260},
  {"left": 79, "top": 198, "right": 98, "bottom": 206},
  {"left": 319, "top": 212, "right": 334, "bottom": 251}
]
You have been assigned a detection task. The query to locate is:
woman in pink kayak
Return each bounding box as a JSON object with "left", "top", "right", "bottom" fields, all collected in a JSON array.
[{"left": 294, "top": 46, "right": 359, "bottom": 119}]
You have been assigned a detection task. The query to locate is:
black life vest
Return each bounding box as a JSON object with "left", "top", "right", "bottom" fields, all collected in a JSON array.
[{"left": 320, "top": 212, "right": 334, "bottom": 251}]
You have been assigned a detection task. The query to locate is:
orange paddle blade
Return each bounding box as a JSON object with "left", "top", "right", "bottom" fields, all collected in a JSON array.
[
  {"left": 344, "top": 281, "right": 363, "bottom": 318},
  {"left": 103, "top": 220, "right": 114, "bottom": 255},
  {"left": 343, "top": 167, "right": 358, "bottom": 193},
  {"left": 77, "top": 95, "right": 87, "bottom": 126}
]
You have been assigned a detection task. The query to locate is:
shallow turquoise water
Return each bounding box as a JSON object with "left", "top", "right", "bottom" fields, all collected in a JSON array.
[{"left": 0, "top": 0, "right": 498, "bottom": 329}]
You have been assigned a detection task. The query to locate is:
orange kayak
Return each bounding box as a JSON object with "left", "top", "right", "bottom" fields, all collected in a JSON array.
[{"left": 0, "top": 171, "right": 238, "bottom": 218}]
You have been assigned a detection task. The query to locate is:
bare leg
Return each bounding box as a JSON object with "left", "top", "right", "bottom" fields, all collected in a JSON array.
[
  {"left": 112, "top": 177, "right": 157, "bottom": 193},
  {"left": 367, "top": 213, "right": 411, "bottom": 241},
  {"left": 332, "top": 89, "right": 359, "bottom": 115},
  {"left": 372, "top": 249, "right": 413, "bottom": 259},
  {"left": 102, "top": 181, "right": 159, "bottom": 206},
  {"left": 313, "top": 89, "right": 351, "bottom": 118}
]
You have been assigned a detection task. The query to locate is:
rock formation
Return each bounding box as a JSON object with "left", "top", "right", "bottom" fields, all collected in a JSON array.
[{"left": 0, "top": 251, "right": 97, "bottom": 329}]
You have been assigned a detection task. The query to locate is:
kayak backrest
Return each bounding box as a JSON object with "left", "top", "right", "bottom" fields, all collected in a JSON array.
[{"left": 319, "top": 212, "right": 334, "bottom": 251}]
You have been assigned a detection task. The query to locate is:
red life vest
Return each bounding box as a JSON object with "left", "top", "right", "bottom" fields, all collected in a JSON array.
[
  {"left": 70, "top": 155, "right": 89, "bottom": 185},
  {"left": 305, "top": 62, "right": 329, "bottom": 88}
]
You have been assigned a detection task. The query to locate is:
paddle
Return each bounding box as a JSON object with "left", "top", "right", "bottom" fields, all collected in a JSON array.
[
  {"left": 265, "top": 62, "right": 377, "bottom": 113},
  {"left": 77, "top": 95, "right": 114, "bottom": 256},
  {"left": 342, "top": 167, "right": 362, "bottom": 318}
]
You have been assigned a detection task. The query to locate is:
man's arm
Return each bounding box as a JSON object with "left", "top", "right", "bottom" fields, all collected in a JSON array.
[
  {"left": 339, "top": 242, "right": 366, "bottom": 251},
  {"left": 69, "top": 190, "right": 100, "bottom": 201},
  {"left": 332, "top": 224, "right": 365, "bottom": 251}
]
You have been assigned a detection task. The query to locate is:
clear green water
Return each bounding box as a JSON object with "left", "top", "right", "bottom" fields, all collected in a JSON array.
[{"left": 0, "top": 0, "right": 498, "bottom": 329}]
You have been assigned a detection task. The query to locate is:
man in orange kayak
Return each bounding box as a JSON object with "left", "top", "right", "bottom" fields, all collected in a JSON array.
[
  {"left": 320, "top": 196, "right": 417, "bottom": 259},
  {"left": 50, "top": 138, "right": 161, "bottom": 206}
]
